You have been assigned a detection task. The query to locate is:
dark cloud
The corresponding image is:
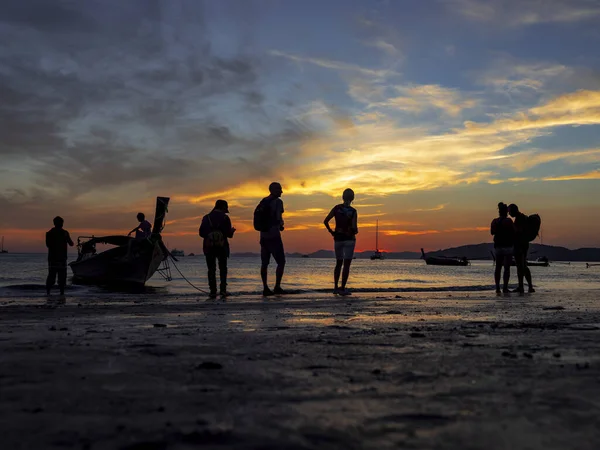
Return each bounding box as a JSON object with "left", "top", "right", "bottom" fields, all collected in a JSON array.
[{"left": 0, "top": 0, "right": 311, "bottom": 214}]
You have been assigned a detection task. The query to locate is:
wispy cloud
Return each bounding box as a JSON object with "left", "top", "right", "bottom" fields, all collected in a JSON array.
[
  {"left": 269, "top": 50, "right": 396, "bottom": 78},
  {"left": 544, "top": 170, "right": 600, "bottom": 181},
  {"left": 411, "top": 204, "right": 448, "bottom": 212},
  {"left": 448, "top": 0, "right": 600, "bottom": 25}
]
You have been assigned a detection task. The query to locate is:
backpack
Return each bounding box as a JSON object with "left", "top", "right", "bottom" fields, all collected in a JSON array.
[
  {"left": 524, "top": 214, "right": 541, "bottom": 242},
  {"left": 205, "top": 216, "right": 225, "bottom": 249},
  {"left": 253, "top": 199, "right": 272, "bottom": 232}
]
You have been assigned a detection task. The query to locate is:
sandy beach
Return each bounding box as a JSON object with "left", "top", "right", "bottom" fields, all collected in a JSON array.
[{"left": 1, "top": 290, "right": 600, "bottom": 449}]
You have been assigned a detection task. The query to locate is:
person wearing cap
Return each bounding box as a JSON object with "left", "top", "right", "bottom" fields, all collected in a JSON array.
[{"left": 199, "top": 200, "right": 236, "bottom": 298}]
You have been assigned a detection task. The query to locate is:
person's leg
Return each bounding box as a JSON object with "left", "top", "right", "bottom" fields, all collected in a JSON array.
[
  {"left": 273, "top": 238, "right": 286, "bottom": 292},
  {"left": 522, "top": 246, "right": 534, "bottom": 291},
  {"left": 341, "top": 259, "right": 352, "bottom": 290},
  {"left": 205, "top": 253, "right": 217, "bottom": 296},
  {"left": 334, "top": 260, "right": 343, "bottom": 291},
  {"left": 218, "top": 253, "right": 228, "bottom": 295},
  {"left": 502, "top": 255, "right": 511, "bottom": 292},
  {"left": 514, "top": 249, "right": 525, "bottom": 292},
  {"left": 340, "top": 241, "right": 355, "bottom": 292},
  {"left": 260, "top": 241, "right": 273, "bottom": 295},
  {"left": 524, "top": 265, "right": 534, "bottom": 292},
  {"left": 58, "top": 262, "right": 67, "bottom": 295},
  {"left": 46, "top": 263, "right": 57, "bottom": 295},
  {"left": 333, "top": 241, "right": 343, "bottom": 292},
  {"left": 494, "top": 251, "right": 502, "bottom": 292}
]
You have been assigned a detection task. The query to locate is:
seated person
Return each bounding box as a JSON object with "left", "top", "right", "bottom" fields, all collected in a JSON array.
[{"left": 128, "top": 213, "right": 152, "bottom": 240}]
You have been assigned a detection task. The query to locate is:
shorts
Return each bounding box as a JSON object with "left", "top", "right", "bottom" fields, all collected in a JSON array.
[
  {"left": 514, "top": 243, "right": 529, "bottom": 258},
  {"left": 494, "top": 246, "right": 513, "bottom": 258},
  {"left": 334, "top": 240, "right": 356, "bottom": 260},
  {"left": 260, "top": 237, "right": 286, "bottom": 266}
]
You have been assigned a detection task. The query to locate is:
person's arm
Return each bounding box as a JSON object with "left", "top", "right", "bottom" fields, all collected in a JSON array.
[
  {"left": 66, "top": 231, "right": 74, "bottom": 246},
  {"left": 277, "top": 199, "right": 284, "bottom": 231},
  {"left": 323, "top": 207, "right": 336, "bottom": 235},
  {"left": 127, "top": 225, "right": 139, "bottom": 236},
  {"left": 352, "top": 210, "right": 358, "bottom": 236},
  {"left": 490, "top": 218, "right": 497, "bottom": 236},
  {"left": 45, "top": 231, "right": 51, "bottom": 249},
  {"left": 224, "top": 216, "right": 235, "bottom": 238},
  {"left": 199, "top": 216, "right": 209, "bottom": 238}
]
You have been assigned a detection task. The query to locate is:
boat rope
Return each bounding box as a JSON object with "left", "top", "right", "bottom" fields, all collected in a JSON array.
[{"left": 168, "top": 257, "right": 209, "bottom": 294}]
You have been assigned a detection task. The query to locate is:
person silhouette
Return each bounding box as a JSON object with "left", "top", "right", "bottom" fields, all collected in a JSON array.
[
  {"left": 324, "top": 188, "right": 358, "bottom": 295},
  {"left": 128, "top": 213, "right": 152, "bottom": 240},
  {"left": 258, "top": 182, "right": 286, "bottom": 296},
  {"left": 491, "top": 202, "right": 515, "bottom": 294},
  {"left": 46, "top": 216, "right": 74, "bottom": 297},
  {"left": 508, "top": 203, "right": 534, "bottom": 293},
  {"left": 199, "top": 200, "right": 236, "bottom": 298}
]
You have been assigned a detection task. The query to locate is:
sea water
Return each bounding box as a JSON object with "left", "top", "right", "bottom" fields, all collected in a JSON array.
[{"left": 1, "top": 253, "right": 599, "bottom": 298}]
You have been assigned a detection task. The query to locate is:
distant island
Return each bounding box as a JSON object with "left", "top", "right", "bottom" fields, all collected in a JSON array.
[{"left": 232, "top": 243, "right": 600, "bottom": 262}]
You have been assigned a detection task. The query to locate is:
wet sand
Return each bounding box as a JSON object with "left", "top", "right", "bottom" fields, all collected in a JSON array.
[{"left": 1, "top": 291, "right": 600, "bottom": 449}]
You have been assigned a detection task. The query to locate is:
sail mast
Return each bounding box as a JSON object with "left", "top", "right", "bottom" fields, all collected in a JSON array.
[{"left": 375, "top": 219, "right": 379, "bottom": 251}]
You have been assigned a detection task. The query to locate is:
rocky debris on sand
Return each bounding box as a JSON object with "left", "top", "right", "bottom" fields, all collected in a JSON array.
[
  {"left": 502, "top": 351, "right": 518, "bottom": 358},
  {"left": 543, "top": 306, "right": 565, "bottom": 311},
  {"left": 409, "top": 332, "right": 426, "bottom": 338},
  {"left": 153, "top": 323, "right": 167, "bottom": 328}
]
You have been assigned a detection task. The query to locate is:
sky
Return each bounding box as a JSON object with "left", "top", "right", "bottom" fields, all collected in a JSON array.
[{"left": 1, "top": 0, "right": 600, "bottom": 254}]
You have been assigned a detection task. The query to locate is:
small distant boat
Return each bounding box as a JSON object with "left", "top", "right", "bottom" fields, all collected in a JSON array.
[
  {"left": 526, "top": 256, "right": 549, "bottom": 267},
  {"left": 69, "top": 197, "right": 170, "bottom": 286},
  {"left": 421, "top": 248, "right": 469, "bottom": 266},
  {"left": 170, "top": 249, "right": 184, "bottom": 257},
  {"left": 301, "top": 254, "right": 310, "bottom": 258},
  {"left": 0, "top": 236, "right": 7, "bottom": 253},
  {"left": 587, "top": 263, "right": 600, "bottom": 268},
  {"left": 187, "top": 252, "right": 195, "bottom": 257},
  {"left": 370, "top": 219, "right": 384, "bottom": 260}
]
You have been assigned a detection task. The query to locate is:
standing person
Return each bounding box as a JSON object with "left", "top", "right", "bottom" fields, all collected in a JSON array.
[
  {"left": 128, "top": 213, "right": 152, "bottom": 240},
  {"left": 46, "top": 216, "right": 74, "bottom": 296},
  {"left": 199, "top": 200, "right": 236, "bottom": 298},
  {"left": 508, "top": 203, "right": 534, "bottom": 293},
  {"left": 324, "top": 188, "right": 358, "bottom": 295},
  {"left": 255, "top": 182, "right": 286, "bottom": 296},
  {"left": 491, "top": 202, "right": 515, "bottom": 294}
]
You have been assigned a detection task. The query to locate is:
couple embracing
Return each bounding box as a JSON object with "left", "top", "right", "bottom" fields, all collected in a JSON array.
[{"left": 491, "top": 202, "right": 539, "bottom": 294}]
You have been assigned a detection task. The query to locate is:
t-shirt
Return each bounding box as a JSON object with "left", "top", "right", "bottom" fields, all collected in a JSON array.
[
  {"left": 513, "top": 212, "right": 529, "bottom": 248},
  {"left": 259, "top": 196, "right": 284, "bottom": 240},
  {"left": 332, "top": 204, "right": 357, "bottom": 242},
  {"left": 46, "top": 227, "right": 73, "bottom": 262},
  {"left": 135, "top": 220, "right": 152, "bottom": 240},
  {"left": 490, "top": 216, "right": 515, "bottom": 248}
]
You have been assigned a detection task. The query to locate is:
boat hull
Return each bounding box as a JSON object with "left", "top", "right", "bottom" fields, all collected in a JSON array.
[{"left": 70, "top": 240, "right": 165, "bottom": 285}]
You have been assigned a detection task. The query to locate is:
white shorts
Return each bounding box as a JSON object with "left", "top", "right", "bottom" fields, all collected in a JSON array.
[
  {"left": 334, "top": 240, "right": 356, "bottom": 260},
  {"left": 495, "top": 247, "right": 513, "bottom": 258}
]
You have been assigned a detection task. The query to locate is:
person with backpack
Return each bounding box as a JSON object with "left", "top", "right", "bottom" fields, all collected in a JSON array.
[
  {"left": 508, "top": 203, "right": 535, "bottom": 293},
  {"left": 324, "top": 188, "right": 358, "bottom": 296},
  {"left": 254, "top": 182, "right": 285, "bottom": 296},
  {"left": 46, "top": 216, "right": 74, "bottom": 297},
  {"left": 491, "top": 202, "right": 515, "bottom": 294},
  {"left": 199, "top": 200, "right": 236, "bottom": 298}
]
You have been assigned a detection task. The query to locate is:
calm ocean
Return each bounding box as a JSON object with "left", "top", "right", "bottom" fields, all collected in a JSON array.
[{"left": 1, "top": 253, "right": 599, "bottom": 298}]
